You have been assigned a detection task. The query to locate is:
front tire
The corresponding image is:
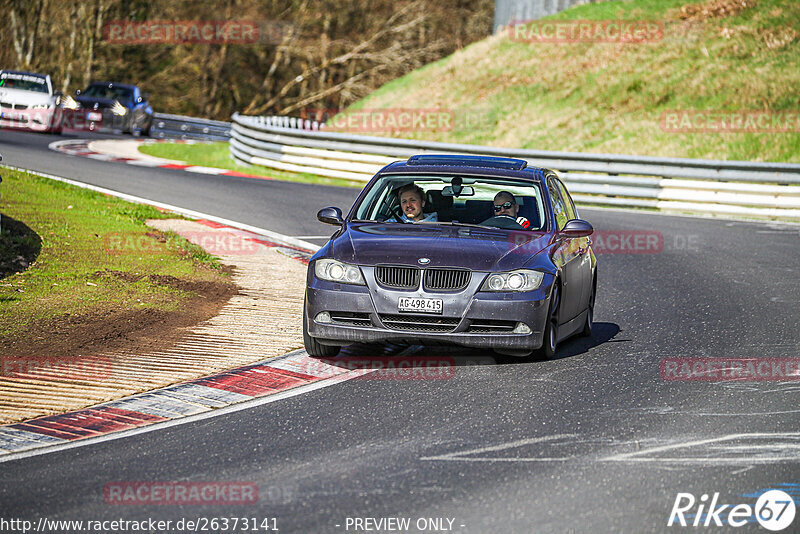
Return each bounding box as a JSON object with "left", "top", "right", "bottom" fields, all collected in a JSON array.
[
  {"left": 537, "top": 282, "right": 560, "bottom": 360},
  {"left": 303, "top": 303, "right": 339, "bottom": 357},
  {"left": 581, "top": 276, "right": 596, "bottom": 337}
]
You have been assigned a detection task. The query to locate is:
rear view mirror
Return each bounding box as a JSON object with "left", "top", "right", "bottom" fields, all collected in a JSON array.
[{"left": 441, "top": 185, "right": 474, "bottom": 197}]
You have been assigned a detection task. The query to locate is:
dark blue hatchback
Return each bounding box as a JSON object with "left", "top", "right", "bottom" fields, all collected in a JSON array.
[
  {"left": 73, "top": 81, "right": 153, "bottom": 135},
  {"left": 304, "top": 155, "right": 596, "bottom": 359}
]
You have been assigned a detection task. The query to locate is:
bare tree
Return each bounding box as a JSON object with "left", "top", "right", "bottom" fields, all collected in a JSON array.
[{"left": 9, "top": 0, "right": 48, "bottom": 69}]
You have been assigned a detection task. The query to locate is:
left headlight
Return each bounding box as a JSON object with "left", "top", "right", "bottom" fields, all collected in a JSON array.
[
  {"left": 61, "top": 95, "right": 80, "bottom": 110},
  {"left": 315, "top": 259, "right": 366, "bottom": 285},
  {"left": 480, "top": 269, "right": 544, "bottom": 292}
]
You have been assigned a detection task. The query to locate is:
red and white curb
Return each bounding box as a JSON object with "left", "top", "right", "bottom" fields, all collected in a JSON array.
[
  {"left": 49, "top": 138, "right": 274, "bottom": 181},
  {"left": 0, "top": 165, "right": 349, "bottom": 462},
  {"left": 0, "top": 350, "right": 380, "bottom": 461}
]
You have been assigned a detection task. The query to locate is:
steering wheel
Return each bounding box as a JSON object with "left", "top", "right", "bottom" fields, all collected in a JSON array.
[
  {"left": 391, "top": 205, "right": 411, "bottom": 223},
  {"left": 480, "top": 215, "right": 526, "bottom": 230}
]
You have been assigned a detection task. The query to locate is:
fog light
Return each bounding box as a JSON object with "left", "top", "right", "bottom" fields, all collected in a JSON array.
[
  {"left": 315, "top": 311, "right": 332, "bottom": 324},
  {"left": 513, "top": 322, "right": 531, "bottom": 334}
]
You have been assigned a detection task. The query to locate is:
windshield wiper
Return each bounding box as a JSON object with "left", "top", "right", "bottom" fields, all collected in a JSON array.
[{"left": 428, "top": 221, "right": 487, "bottom": 229}]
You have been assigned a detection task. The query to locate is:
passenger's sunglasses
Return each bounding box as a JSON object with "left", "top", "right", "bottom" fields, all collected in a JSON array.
[{"left": 493, "top": 201, "right": 515, "bottom": 212}]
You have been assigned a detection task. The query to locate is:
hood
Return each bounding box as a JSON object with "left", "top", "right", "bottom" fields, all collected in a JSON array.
[
  {"left": 0, "top": 87, "right": 55, "bottom": 107},
  {"left": 331, "top": 222, "right": 551, "bottom": 272},
  {"left": 75, "top": 95, "right": 125, "bottom": 110}
]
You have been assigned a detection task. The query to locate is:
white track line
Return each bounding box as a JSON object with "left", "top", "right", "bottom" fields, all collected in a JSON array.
[{"left": 0, "top": 163, "right": 320, "bottom": 252}]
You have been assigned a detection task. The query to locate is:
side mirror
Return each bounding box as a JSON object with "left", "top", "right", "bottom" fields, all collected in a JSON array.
[
  {"left": 317, "top": 206, "right": 344, "bottom": 226},
  {"left": 54, "top": 90, "right": 63, "bottom": 97},
  {"left": 560, "top": 219, "right": 593, "bottom": 238}
]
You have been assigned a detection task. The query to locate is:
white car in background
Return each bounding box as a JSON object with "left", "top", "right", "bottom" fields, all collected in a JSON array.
[{"left": 0, "top": 70, "right": 64, "bottom": 133}]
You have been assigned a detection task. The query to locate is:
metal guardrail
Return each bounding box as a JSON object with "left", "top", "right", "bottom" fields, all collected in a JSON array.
[
  {"left": 150, "top": 112, "right": 231, "bottom": 141},
  {"left": 229, "top": 113, "right": 800, "bottom": 220}
]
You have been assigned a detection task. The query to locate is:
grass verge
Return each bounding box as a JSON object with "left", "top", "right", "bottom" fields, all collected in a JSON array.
[
  {"left": 344, "top": 0, "right": 800, "bottom": 162},
  {"left": 139, "top": 141, "right": 364, "bottom": 188},
  {"left": 0, "top": 166, "right": 233, "bottom": 347}
]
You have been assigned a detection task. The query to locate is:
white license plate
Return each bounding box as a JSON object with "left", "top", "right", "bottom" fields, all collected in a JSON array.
[
  {"left": 398, "top": 297, "right": 443, "bottom": 314},
  {"left": 87, "top": 112, "right": 102, "bottom": 121}
]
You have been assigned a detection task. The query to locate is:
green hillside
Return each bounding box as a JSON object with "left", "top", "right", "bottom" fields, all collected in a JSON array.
[{"left": 346, "top": 0, "right": 800, "bottom": 162}]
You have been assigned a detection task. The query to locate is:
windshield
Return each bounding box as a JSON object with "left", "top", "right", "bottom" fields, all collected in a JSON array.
[
  {"left": 83, "top": 84, "right": 134, "bottom": 104},
  {"left": 353, "top": 173, "right": 546, "bottom": 231},
  {"left": 0, "top": 73, "right": 48, "bottom": 93}
]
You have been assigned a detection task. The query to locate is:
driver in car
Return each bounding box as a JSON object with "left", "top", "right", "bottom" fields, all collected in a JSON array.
[
  {"left": 389, "top": 184, "right": 438, "bottom": 223},
  {"left": 487, "top": 191, "right": 530, "bottom": 229}
]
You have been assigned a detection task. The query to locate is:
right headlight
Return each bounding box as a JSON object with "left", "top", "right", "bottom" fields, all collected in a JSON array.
[
  {"left": 314, "top": 259, "right": 366, "bottom": 285},
  {"left": 480, "top": 269, "right": 544, "bottom": 292}
]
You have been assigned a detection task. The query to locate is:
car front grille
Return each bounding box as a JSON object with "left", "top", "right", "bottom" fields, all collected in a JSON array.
[
  {"left": 424, "top": 268, "right": 471, "bottom": 291},
  {"left": 466, "top": 319, "right": 517, "bottom": 333},
  {"left": 375, "top": 265, "right": 471, "bottom": 291},
  {"left": 379, "top": 314, "right": 460, "bottom": 333},
  {"left": 375, "top": 265, "right": 419, "bottom": 289},
  {"left": 329, "top": 311, "right": 372, "bottom": 327}
]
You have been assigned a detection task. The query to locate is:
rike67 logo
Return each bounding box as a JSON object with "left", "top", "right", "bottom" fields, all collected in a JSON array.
[{"left": 669, "top": 489, "right": 796, "bottom": 530}]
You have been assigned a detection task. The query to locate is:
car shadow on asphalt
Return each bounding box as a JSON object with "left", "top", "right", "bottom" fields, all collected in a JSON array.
[
  {"left": 549, "top": 321, "right": 623, "bottom": 361},
  {"left": 313, "top": 321, "right": 622, "bottom": 371}
]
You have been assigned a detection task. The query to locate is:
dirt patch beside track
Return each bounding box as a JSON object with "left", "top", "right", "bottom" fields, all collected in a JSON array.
[{"left": 0, "top": 219, "right": 308, "bottom": 424}]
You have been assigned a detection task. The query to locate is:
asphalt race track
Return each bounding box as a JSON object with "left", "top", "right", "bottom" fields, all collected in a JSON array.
[{"left": 1, "top": 129, "right": 799, "bottom": 532}]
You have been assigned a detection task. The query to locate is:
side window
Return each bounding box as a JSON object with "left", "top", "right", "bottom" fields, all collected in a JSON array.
[
  {"left": 556, "top": 179, "right": 577, "bottom": 221},
  {"left": 548, "top": 177, "right": 568, "bottom": 231}
]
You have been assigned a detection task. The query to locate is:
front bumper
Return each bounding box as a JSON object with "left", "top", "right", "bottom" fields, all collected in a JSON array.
[
  {"left": 305, "top": 266, "right": 552, "bottom": 351},
  {"left": 77, "top": 109, "right": 128, "bottom": 133},
  {"left": 0, "top": 106, "right": 60, "bottom": 131}
]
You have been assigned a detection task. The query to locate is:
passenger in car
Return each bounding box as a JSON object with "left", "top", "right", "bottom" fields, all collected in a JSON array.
[
  {"left": 486, "top": 191, "right": 530, "bottom": 228},
  {"left": 388, "top": 183, "right": 438, "bottom": 223}
]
